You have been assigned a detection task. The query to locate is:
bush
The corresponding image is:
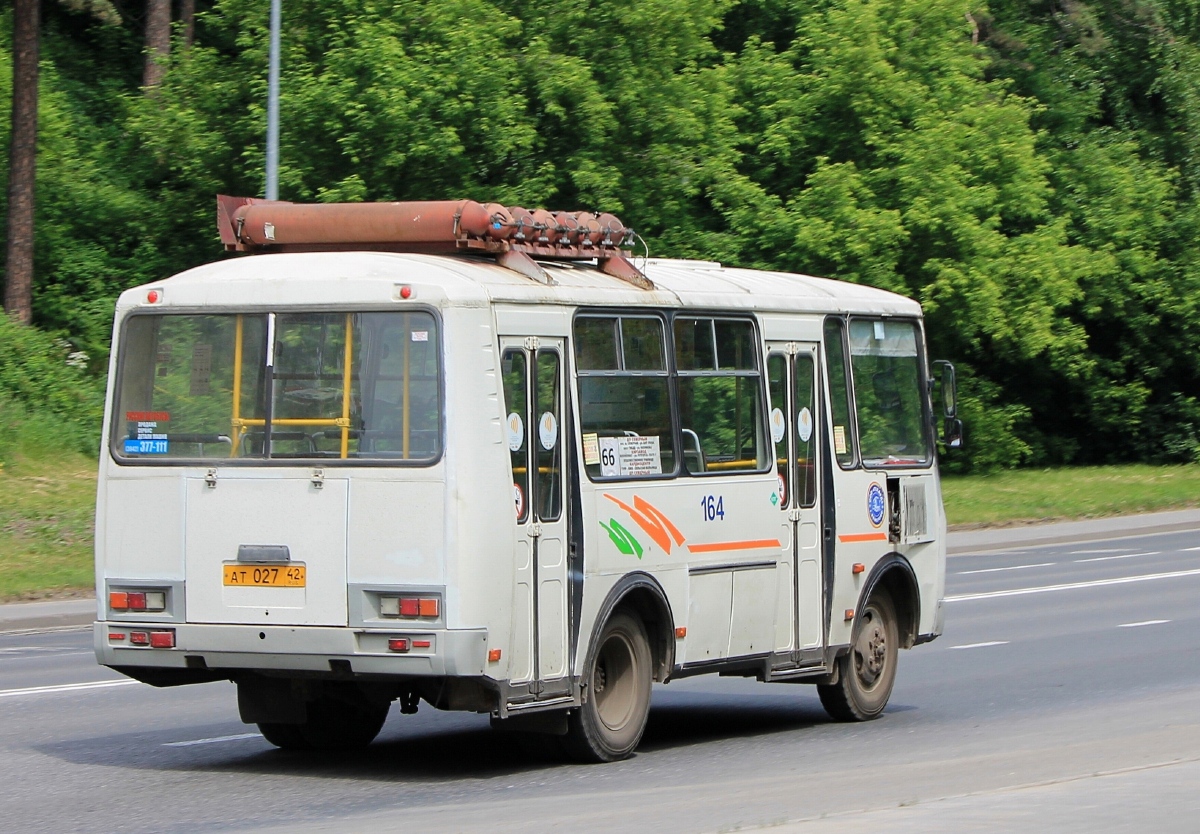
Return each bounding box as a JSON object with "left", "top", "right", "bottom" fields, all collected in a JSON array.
[
  {"left": 0, "top": 317, "right": 103, "bottom": 461},
  {"left": 939, "top": 366, "right": 1031, "bottom": 475}
]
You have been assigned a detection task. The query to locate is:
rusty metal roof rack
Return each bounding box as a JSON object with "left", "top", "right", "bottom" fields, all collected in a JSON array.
[{"left": 216, "top": 195, "right": 651, "bottom": 289}]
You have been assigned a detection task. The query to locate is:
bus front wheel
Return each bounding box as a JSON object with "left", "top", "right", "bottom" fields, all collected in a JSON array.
[
  {"left": 818, "top": 588, "right": 899, "bottom": 722},
  {"left": 564, "top": 609, "right": 653, "bottom": 763}
]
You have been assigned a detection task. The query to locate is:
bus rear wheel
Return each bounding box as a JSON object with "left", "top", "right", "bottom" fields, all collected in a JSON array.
[
  {"left": 818, "top": 588, "right": 898, "bottom": 722},
  {"left": 564, "top": 610, "right": 652, "bottom": 763},
  {"left": 259, "top": 693, "right": 389, "bottom": 751}
]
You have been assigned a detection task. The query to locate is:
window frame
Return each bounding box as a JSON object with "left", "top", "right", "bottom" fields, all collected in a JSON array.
[
  {"left": 672, "top": 313, "right": 772, "bottom": 478},
  {"left": 845, "top": 314, "right": 936, "bottom": 471},
  {"left": 109, "top": 306, "right": 446, "bottom": 468},
  {"left": 573, "top": 311, "right": 679, "bottom": 483},
  {"left": 572, "top": 309, "right": 771, "bottom": 483},
  {"left": 823, "top": 316, "right": 860, "bottom": 471}
]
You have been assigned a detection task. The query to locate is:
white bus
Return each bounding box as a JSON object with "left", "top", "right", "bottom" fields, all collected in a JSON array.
[{"left": 95, "top": 197, "right": 959, "bottom": 761}]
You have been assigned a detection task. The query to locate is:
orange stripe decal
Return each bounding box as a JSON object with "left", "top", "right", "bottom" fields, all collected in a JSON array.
[
  {"left": 633, "top": 496, "right": 686, "bottom": 546},
  {"left": 686, "top": 539, "right": 782, "bottom": 554},
  {"left": 838, "top": 532, "right": 888, "bottom": 543}
]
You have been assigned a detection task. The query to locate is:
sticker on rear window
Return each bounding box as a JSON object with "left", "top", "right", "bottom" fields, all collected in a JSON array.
[{"left": 124, "top": 438, "right": 168, "bottom": 454}]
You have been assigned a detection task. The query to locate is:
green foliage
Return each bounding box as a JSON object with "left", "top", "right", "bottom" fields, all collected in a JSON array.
[
  {"left": 0, "top": 316, "right": 103, "bottom": 460},
  {"left": 2, "top": 0, "right": 1200, "bottom": 473}
]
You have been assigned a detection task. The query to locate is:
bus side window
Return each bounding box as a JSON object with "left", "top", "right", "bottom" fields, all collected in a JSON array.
[
  {"left": 535, "top": 350, "right": 562, "bottom": 521},
  {"left": 575, "top": 315, "right": 675, "bottom": 480},
  {"left": 767, "top": 353, "right": 788, "bottom": 507},
  {"left": 675, "top": 317, "right": 767, "bottom": 474},
  {"left": 502, "top": 348, "right": 529, "bottom": 522},
  {"left": 824, "top": 318, "right": 858, "bottom": 468}
]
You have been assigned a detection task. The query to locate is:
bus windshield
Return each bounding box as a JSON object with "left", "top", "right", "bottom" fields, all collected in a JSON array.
[
  {"left": 112, "top": 310, "right": 441, "bottom": 463},
  {"left": 848, "top": 318, "right": 930, "bottom": 467}
]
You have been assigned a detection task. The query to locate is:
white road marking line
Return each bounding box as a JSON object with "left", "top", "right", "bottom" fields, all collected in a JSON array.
[
  {"left": 957, "top": 562, "right": 1054, "bottom": 575},
  {"left": 1070, "top": 548, "right": 1124, "bottom": 554},
  {"left": 0, "top": 679, "right": 140, "bottom": 699},
  {"left": 1184, "top": 546, "right": 1200, "bottom": 552},
  {"left": 1118, "top": 619, "right": 1171, "bottom": 628},
  {"left": 0, "top": 646, "right": 82, "bottom": 655},
  {"left": 164, "top": 733, "right": 262, "bottom": 747},
  {"left": 949, "top": 641, "right": 1009, "bottom": 649},
  {"left": 1073, "top": 552, "right": 1158, "bottom": 563},
  {"left": 945, "top": 567, "right": 1200, "bottom": 602}
]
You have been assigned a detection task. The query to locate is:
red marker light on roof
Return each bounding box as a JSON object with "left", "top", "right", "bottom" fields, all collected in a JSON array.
[
  {"left": 146, "top": 289, "right": 161, "bottom": 304},
  {"left": 399, "top": 285, "right": 413, "bottom": 299}
]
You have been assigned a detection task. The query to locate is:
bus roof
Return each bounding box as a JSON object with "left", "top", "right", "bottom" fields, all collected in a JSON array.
[{"left": 117, "top": 251, "right": 923, "bottom": 318}]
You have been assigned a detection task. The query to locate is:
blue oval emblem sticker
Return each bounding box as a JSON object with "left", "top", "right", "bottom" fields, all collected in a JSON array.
[{"left": 867, "top": 483, "right": 886, "bottom": 528}]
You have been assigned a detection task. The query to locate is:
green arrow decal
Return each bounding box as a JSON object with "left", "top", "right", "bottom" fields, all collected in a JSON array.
[{"left": 601, "top": 518, "right": 644, "bottom": 558}]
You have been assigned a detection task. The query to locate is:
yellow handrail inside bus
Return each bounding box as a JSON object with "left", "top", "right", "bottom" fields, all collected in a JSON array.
[
  {"left": 231, "top": 315, "right": 243, "bottom": 457},
  {"left": 341, "top": 313, "right": 353, "bottom": 459},
  {"left": 230, "top": 314, "right": 355, "bottom": 458}
]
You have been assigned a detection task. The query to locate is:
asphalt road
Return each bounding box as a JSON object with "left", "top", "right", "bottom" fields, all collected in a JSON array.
[{"left": 2, "top": 527, "right": 1199, "bottom": 833}]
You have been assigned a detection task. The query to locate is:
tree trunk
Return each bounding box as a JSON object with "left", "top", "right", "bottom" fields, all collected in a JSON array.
[
  {"left": 144, "top": 0, "right": 171, "bottom": 88},
  {"left": 180, "top": 0, "right": 195, "bottom": 49},
  {"left": 4, "top": 0, "right": 39, "bottom": 325}
]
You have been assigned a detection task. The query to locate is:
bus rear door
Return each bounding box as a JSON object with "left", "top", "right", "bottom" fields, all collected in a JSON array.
[{"left": 500, "top": 336, "right": 570, "bottom": 698}]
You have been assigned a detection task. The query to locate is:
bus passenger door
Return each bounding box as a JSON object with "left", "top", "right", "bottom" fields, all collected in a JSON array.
[
  {"left": 500, "top": 337, "right": 569, "bottom": 695},
  {"left": 766, "top": 343, "right": 825, "bottom": 653}
]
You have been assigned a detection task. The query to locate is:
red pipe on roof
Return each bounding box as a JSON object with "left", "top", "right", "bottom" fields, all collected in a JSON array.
[{"left": 215, "top": 194, "right": 650, "bottom": 288}]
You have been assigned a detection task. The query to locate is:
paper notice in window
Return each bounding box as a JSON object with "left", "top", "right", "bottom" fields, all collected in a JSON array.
[
  {"left": 583, "top": 433, "right": 600, "bottom": 465},
  {"left": 599, "top": 435, "right": 662, "bottom": 477},
  {"left": 189, "top": 344, "right": 212, "bottom": 395},
  {"left": 834, "top": 425, "right": 847, "bottom": 455}
]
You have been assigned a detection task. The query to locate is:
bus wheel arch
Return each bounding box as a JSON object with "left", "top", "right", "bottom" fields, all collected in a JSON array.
[
  {"left": 859, "top": 553, "right": 920, "bottom": 650},
  {"left": 584, "top": 572, "right": 676, "bottom": 684}
]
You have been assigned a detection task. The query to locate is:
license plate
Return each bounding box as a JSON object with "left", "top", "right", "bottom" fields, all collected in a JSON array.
[{"left": 223, "top": 564, "right": 306, "bottom": 587}]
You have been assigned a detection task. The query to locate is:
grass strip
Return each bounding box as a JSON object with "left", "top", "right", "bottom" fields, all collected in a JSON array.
[
  {"left": 0, "top": 453, "right": 96, "bottom": 601},
  {"left": 942, "top": 464, "right": 1200, "bottom": 527}
]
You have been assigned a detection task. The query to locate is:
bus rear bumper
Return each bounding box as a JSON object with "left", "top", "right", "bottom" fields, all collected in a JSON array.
[{"left": 94, "top": 621, "right": 490, "bottom": 679}]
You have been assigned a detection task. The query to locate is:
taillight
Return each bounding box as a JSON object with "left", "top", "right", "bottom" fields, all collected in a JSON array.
[
  {"left": 129, "top": 631, "right": 150, "bottom": 646},
  {"left": 149, "top": 630, "right": 175, "bottom": 649},
  {"left": 109, "top": 588, "right": 167, "bottom": 614},
  {"left": 380, "top": 595, "right": 440, "bottom": 619}
]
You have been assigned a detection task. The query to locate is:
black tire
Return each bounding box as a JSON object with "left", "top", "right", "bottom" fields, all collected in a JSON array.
[
  {"left": 818, "top": 588, "right": 899, "bottom": 721},
  {"left": 257, "top": 721, "right": 312, "bottom": 751},
  {"left": 563, "top": 609, "right": 653, "bottom": 763},
  {"left": 259, "top": 696, "right": 389, "bottom": 751}
]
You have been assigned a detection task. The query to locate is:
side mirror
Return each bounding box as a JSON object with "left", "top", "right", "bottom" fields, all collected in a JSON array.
[
  {"left": 931, "top": 361, "right": 962, "bottom": 449},
  {"left": 932, "top": 360, "right": 957, "bottom": 418}
]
